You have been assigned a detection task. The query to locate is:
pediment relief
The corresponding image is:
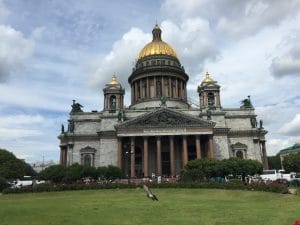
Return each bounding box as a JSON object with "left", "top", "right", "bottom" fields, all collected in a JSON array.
[{"left": 116, "top": 108, "right": 215, "bottom": 129}]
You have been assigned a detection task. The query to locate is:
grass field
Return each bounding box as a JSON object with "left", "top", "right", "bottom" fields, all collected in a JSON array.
[{"left": 0, "top": 189, "right": 299, "bottom": 225}]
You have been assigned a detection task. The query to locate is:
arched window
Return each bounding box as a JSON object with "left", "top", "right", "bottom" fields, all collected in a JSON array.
[
  {"left": 110, "top": 95, "right": 116, "bottom": 109},
  {"left": 208, "top": 93, "right": 215, "bottom": 106},
  {"left": 236, "top": 150, "right": 244, "bottom": 159},
  {"left": 83, "top": 154, "right": 92, "bottom": 166},
  {"left": 231, "top": 142, "right": 247, "bottom": 159}
]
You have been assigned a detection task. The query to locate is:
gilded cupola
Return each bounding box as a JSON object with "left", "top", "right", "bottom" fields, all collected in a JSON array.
[
  {"left": 137, "top": 24, "right": 178, "bottom": 61},
  {"left": 128, "top": 24, "right": 189, "bottom": 109}
]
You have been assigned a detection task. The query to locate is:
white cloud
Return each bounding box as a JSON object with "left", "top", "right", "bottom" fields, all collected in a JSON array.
[
  {"left": 162, "top": 0, "right": 300, "bottom": 38},
  {"left": 0, "top": 114, "right": 45, "bottom": 127},
  {"left": 279, "top": 114, "right": 300, "bottom": 136},
  {"left": 270, "top": 31, "right": 300, "bottom": 78},
  {"left": 89, "top": 27, "right": 151, "bottom": 89},
  {"left": 266, "top": 138, "right": 298, "bottom": 156},
  {"left": 0, "top": 114, "right": 48, "bottom": 140},
  {"left": 161, "top": 19, "right": 218, "bottom": 75},
  {"left": 0, "top": 113, "right": 63, "bottom": 162},
  {"left": 0, "top": 25, "right": 35, "bottom": 81}
]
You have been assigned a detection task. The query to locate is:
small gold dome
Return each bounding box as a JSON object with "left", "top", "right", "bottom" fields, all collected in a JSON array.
[
  {"left": 109, "top": 74, "right": 119, "bottom": 85},
  {"left": 202, "top": 72, "right": 215, "bottom": 84},
  {"left": 138, "top": 24, "right": 178, "bottom": 61}
]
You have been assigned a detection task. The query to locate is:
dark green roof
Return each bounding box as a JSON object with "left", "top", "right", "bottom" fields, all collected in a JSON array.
[{"left": 279, "top": 143, "right": 300, "bottom": 155}]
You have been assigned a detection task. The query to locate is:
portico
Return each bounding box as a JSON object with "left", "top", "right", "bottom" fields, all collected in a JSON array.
[{"left": 115, "top": 107, "right": 215, "bottom": 178}]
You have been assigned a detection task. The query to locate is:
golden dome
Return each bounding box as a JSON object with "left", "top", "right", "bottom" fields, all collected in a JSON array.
[
  {"left": 202, "top": 72, "right": 216, "bottom": 84},
  {"left": 137, "top": 24, "right": 178, "bottom": 61},
  {"left": 109, "top": 74, "right": 119, "bottom": 85}
]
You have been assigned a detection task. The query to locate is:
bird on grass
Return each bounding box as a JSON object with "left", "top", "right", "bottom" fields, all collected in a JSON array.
[{"left": 143, "top": 184, "right": 158, "bottom": 201}]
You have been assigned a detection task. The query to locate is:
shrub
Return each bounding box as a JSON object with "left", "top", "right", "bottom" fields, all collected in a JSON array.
[
  {"left": 2, "top": 180, "right": 289, "bottom": 195},
  {"left": 105, "top": 165, "right": 122, "bottom": 180},
  {"left": 290, "top": 180, "right": 300, "bottom": 188},
  {"left": 38, "top": 165, "right": 66, "bottom": 183},
  {"left": 182, "top": 158, "right": 263, "bottom": 181}
]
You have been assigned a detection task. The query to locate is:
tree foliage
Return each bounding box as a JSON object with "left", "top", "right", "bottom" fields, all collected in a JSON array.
[
  {"left": 0, "top": 149, "right": 36, "bottom": 179},
  {"left": 38, "top": 164, "right": 122, "bottom": 183},
  {"left": 0, "top": 177, "right": 10, "bottom": 191},
  {"left": 282, "top": 152, "right": 300, "bottom": 173},
  {"left": 268, "top": 155, "right": 282, "bottom": 170},
  {"left": 38, "top": 165, "right": 66, "bottom": 183},
  {"left": 182, "top": 158, "right": 263, "bottom": 182}
]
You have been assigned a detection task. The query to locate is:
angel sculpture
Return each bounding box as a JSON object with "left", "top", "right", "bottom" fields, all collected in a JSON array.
[{"left": 143, "top": 184, "right": 158, "bottom": 201}]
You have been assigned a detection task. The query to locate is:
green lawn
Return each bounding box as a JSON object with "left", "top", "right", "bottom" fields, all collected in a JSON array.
[{"left": 0, "top": 189, "right": 299, "bottom": 225}]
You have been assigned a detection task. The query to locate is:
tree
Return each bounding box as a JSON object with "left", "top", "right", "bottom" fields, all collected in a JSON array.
[
  {"left": 62, "top": 163, "right": 84, "bottom": 183},
  {"left": 81, "top": 166, "right": 98, "bottom": 179},
  {"left": 97, "top": 166, "right": 108, "bottom": 180},
  {"left": 38, "top": 165, "right": 66, "bottom": 183},
  {"left": 268, "top": 155, "right": 282, "bottom": 170},
  {"left": 282, "top": 152, "right": 300, "bottom": 173},
  {"left": 0, "top": 149, "right": 35, "bottom": 179},
  {"left": 105, "top": 165, "right": 122, "bottom": 180},
  {"left": 0, "top": 177, "right": 10, "bottom": 191},
  {"left": 182, "top": 158, "right": 263, "bottom": 182}
]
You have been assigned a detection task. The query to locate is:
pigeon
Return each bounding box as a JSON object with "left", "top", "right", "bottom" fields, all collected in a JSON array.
[{"left": 143, "top": 184, "right": 158, "bottom": 201}]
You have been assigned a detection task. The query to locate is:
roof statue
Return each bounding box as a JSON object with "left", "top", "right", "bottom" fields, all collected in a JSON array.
[
  {"left": 240, "top": 96, "right": 253, "bottom": 109},
  {"left": 160, "top": 96, "right": 167, "bottom": 107},
  {"left": 71, "top": 100, "right": 83, "bottom": 114}
]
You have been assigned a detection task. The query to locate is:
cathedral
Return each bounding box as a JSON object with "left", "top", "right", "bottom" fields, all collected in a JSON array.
[{"left": 59, "top": 24, "right": 269, "bottom": 178}]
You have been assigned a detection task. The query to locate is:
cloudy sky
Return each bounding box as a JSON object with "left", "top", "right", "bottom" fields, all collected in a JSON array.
[{"left": 0, "top": 0, "right": 300, "bottom": 163}]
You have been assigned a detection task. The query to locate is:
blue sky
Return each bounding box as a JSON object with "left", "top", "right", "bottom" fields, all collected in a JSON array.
[{"left": 0, "top": 0, "right": 300, "bottom": 163}]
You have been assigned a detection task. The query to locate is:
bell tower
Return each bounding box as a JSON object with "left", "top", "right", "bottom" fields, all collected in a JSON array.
[
  {"left": 103, "top": 75, "right": 125, "bottom": 112},
  {"left": 197, "top": 72, "right": 221, "bottom": 110}
]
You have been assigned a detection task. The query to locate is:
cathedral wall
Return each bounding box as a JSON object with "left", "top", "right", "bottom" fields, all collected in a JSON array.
[
  {"left": 74, "top": 121, "right": 100, "bottom": 134},
  {"left": 71, "top": 141, "right": 100, "bottom": 165},
  {"left": 225, "top": 118, "right": 252, "bottom": 130},
  {"left": 100, "top": 118, "right": 118, "bottom": 131},
  {"left": 71, "top": 113, "right": 101, "bottom": 120},
  {"left": 213, "top": 136, "right": 230, "bottom": 159},
  {"left": 99, "top": 138, "right": 118, "bottom": 166},
  {"left": 211, "top": 115, "right": 226, "bottom": 127},
  {"left": 228, "top": 137, "right": 262, "bottom": 162},
  {"left": 223, "top": 109, "right": 255, "bottom": 116}
]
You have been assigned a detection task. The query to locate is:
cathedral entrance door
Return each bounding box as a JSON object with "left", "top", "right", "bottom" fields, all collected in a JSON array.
[
  {"left": 161, "top": 151, "right": 170, "bottom": 176},
  {"left": 135, "top": 147, "right": 143, "bottom": 178}
]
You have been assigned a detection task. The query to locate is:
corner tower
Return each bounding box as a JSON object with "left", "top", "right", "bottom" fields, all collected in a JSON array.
[
  {"left": 197, "top": 72, "right": 221, "bottom": 110},
  {"left": 128, "top": 24, "right": 189, "bottom": 109},
  {"left": 103, "top": 75, "right": 125, "bottom": 112}
]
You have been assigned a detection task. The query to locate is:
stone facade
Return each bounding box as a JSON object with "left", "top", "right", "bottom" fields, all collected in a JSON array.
[{"left": 58, "top": 25, "right": 268, "bottom": 177}]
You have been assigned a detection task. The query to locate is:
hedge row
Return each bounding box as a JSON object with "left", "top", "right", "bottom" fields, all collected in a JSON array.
[{"left": 2, "top": 180, "right": 288, "bottom": 194}]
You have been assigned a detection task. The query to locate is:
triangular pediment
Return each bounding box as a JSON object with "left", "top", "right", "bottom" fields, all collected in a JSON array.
[{"left": 116, "top": 107, "right": 215, "bottom": 129}]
